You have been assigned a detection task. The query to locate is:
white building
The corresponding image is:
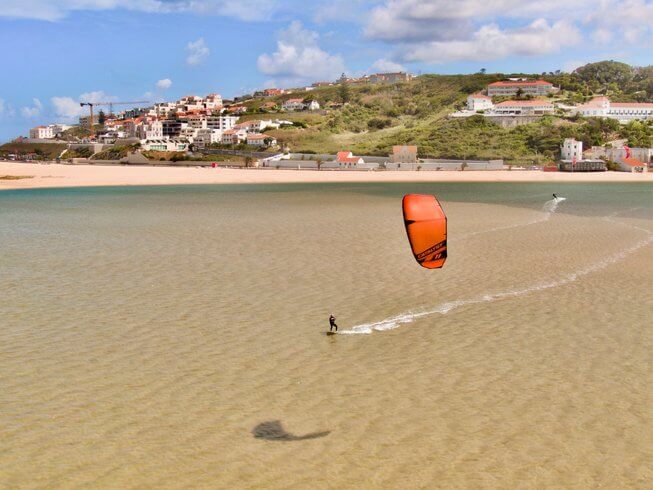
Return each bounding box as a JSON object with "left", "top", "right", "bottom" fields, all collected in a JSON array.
[
  {"left": 574, "top": 97, "right": 653, "bottom": 123},
  {"left": 467, "top": 93, "right": 494, "bottom": 111},
  {"left": 492, "top": 100, "right": 554, "bottom": 116},
  {"left": 206, "top": 115, "right": 238, "bottom": 131},
  {"left": 246, "top": 134, "right": 277, "bottom": 147},
  {"left": 193, "top": 129, "right": 223, "bottom": 147},
  {"left": 561, "top": 138, "right": 583, "bottom": 161},
  {"left": 307, "top": 100, "right": 320, "bottom": 111},
  {"left": 141, "top": 139, "right": 190, "bottom": 152},
  {"left": 204, "top": 93, "right": 223, "bottom": 110},
  {"left": 221, "top": 129, "right": 247, "bottom": 145},
  {"left": 29, "top": 125, "right": 55, "bottom": 139},
  {"left": 137, "top": 120, "right": 163, "bottom": 140},
  {"left": 282, "top": 99, "right": 305, "bottom": 111}
]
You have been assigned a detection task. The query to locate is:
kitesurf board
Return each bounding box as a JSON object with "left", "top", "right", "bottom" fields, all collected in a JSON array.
[{"left": 326, "top": 331, "right": 337, "bottom": 336}]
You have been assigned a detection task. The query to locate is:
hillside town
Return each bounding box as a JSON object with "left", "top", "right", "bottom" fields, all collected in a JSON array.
[{"left": 5, "top": 67, "right": 652, "bottom": 173}]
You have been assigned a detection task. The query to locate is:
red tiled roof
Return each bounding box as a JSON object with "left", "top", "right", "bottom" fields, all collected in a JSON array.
[
  {"left": 610, "top": 102, "right": 653, "bottom": 108},
  {"left": 470, "top": 92, "right": 491, "bottom": 99},
  {"left": 622, "top": 157, "right": 645, "bottom": 167},
  {"left": 284, "top": 98, "right": 304, "bottom": 103},
  {"left": 495, "top": 100, "right": 554, "bottom": 107},
  {"left": 488, "top": 80, "right": 552, "bottom": 87}
]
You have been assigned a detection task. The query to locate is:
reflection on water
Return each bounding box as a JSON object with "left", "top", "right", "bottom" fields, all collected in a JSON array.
[{"left": 252, "top": 421, "right": 330, "bottom": 442}]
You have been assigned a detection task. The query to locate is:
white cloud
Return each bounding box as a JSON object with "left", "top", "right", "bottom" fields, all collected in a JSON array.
[
  {"left": 186, "top": 38, "right": 210, "bottom": 66},
  {"left": 20, "top": 98, "right": 43, "bottom": 118},
  {"left": 156, "top": 78, "right": 172, "bottom": 90},
  {"left": 365, "top": 0, "right": 653, "bottom": 65},
  {"left": 401, "top": 19, "right": 582, "bottom": 63},
  {"left": 51, "top": 91, "right": 116, "bottom": 121},
  {"left": 257, "top": 21, "right": 346, "bottom": 85},
  {"left": 370, "top": 59, "right": 406, "bottom": 73},
  {"left": 0, "top": 0, "right": 279, "bottom": 22}
]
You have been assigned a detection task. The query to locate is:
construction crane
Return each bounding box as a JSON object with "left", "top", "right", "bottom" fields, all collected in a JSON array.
[{"left": 79, "top": 101, "right": 150, "bottom": 136}]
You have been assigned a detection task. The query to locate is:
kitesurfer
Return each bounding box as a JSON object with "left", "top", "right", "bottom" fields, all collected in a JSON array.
[
  {"left": 329, "top": 315, "right": 338, "bottom": 332},
  {"left": 552, "top": 193, "right": 558, "bottom": 200}
]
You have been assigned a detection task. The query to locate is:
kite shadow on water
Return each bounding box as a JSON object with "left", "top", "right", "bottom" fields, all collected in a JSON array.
[{"left": 252, "top": 420, "right": 331, "bottom": 442}]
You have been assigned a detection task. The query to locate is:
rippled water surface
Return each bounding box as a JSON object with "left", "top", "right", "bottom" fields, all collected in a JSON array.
[{"left": 1, "top": 183, "right": 652, "bottom": 488}]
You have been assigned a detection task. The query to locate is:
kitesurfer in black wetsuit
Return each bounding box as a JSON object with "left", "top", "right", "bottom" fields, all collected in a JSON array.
[
  {"left": 552, "top": 193, "right": 558, "bottom": 200},
  {"left": 329, "top": 315, "right": 338, "bottom": 332}
]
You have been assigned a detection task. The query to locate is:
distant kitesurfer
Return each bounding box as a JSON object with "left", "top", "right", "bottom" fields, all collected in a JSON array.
[
  {"left": 552, "top": 193, "right": 558, "bottom": 200},
  {"left": 329, "top": 315, "right": 338, "bottom": 332}
]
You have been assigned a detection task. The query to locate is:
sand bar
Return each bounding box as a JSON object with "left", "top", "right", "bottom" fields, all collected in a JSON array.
[{"left": 1, "top": 161, "right": 652, "bottom": 190}]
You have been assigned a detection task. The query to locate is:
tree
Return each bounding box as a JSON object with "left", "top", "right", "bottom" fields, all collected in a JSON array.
[
  {"left": 98, "top": 110, "right": 106, "bottom": 126},
  {"left": 338, "top": 80, "right": 351, "bottom": 103},
  {"left": 316, "top": 157, "right": 323, "bottom": 171},
  {"left": 244, "top": 156, "right": 253, "bottom": 168},
  {"left": 479, "top": 68, "right": 486, "bottom": 74},
  {"left": 516, "top": 88, "right": 524, "bottom": 99}
]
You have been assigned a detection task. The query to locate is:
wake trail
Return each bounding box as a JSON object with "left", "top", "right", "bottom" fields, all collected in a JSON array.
[
  {"left": 341, "top": 200, "right": 651, "bottom": 335},
  {"left": 457, "top": 197, "right": 565, "bottom": 240}
]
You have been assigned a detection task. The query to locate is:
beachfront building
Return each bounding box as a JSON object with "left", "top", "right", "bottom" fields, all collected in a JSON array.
[
  {"left": 587, "top": 145, "right": 653, "bottom": 165},
  {"left": 29, "top": 125, "right": 55, "bottom": 139},
  {"left": 336, "top": 151, "right": 364, "bottom": 165},
  {"left": 619, "top": 157, "right": 648, "bottom": 172},
  {"left": 246, "top": 134, "right": 276, "bottom": 147},
  {"left": 492, "top": 100, "right": 554, "bottom": 116},
  {"left": 282, "top": 99, "right": 306, "bottom": 111},
  {"left": 141, "top": 139, "right": 189, "bottom": 152},
  {"left": 573, "top": 96, "right": 653, "bottom": 123},
  {"left": 391, "top": 145, "right": 418, "bottom": 163},
  {"left": 467, "top": 93, "right": 494, "bottom": 111},
  {"left": 487, "top": 79, "right": 554, "bottom": 96},
  {"left": 561, "top": 139, "right": 583, "bottom": 162}
]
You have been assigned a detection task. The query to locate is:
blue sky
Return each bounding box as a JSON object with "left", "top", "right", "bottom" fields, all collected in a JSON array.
[{"left": 1, "top": 0, "right": 653, "bottom": 142}]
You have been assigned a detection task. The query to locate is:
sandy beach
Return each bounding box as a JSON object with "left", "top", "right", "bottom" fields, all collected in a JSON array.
[{"left": 1, "top": 160, "right": 652, "bottom": 190}]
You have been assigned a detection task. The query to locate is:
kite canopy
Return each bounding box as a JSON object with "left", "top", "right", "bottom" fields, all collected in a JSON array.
[{"left": 402, "top": 194, "right": 447, "bottom": 269}]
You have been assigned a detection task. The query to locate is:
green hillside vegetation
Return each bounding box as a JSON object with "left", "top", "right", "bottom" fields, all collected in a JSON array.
[
  {"left": 236, "top": 62, "right": 652, "bottom": 162},
  {"left": 92, "top": 144, "right": 140, "bottom": 160},
  {"left": 0, "top": 142, "right": 67, "bottom": 160}
]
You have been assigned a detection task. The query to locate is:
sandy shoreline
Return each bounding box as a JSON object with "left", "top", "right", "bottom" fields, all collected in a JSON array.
[{"left": 1, "top": 161, "right": 652, "bottom": 190}]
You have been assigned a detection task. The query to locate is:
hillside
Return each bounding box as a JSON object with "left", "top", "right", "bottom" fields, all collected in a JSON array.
[
  {"left": 3, "top": 61, "right": 652, "bottom": 164},
  {"left": 237, "top": 62, "right": 652, "bottom": 163}
]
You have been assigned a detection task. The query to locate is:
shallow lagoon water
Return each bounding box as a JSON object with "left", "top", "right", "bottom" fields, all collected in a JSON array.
[{"left": 1, "top": 183, "right": 652, "bottom": 488}]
